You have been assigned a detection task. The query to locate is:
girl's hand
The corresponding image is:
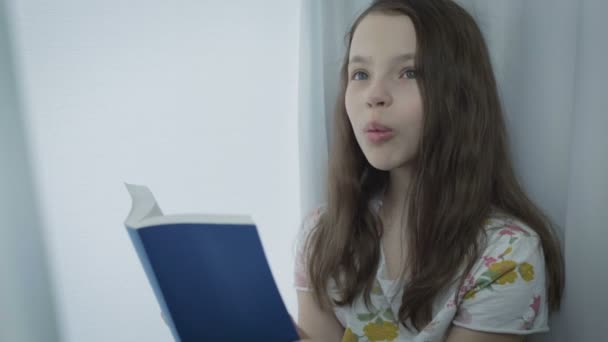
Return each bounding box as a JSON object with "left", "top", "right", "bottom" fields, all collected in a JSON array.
[
  {"left": 291, "top": 316, "right": 315, "bottom": 341},
  {"left": 291, "top": 318, "right": 318, "bottom": 342}
]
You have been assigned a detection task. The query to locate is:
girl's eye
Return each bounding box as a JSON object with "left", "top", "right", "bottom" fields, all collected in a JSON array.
[
  {"left": 351, "top": 71, "right": 369, "bottom": 81},
  {"left": 401, "top": 69, "right": 417, "bottom": 79}
]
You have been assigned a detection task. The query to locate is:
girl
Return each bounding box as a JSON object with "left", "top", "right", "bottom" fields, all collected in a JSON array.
[{"left": 294, "top": 0, "right": 564, "bottom": 341}]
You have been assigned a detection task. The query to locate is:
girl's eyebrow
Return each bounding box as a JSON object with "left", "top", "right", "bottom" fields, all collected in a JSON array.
[{"left": 348, "top": 53, "right": 416, "bottom": 65}]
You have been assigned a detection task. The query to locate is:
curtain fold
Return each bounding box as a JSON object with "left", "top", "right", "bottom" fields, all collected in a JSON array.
[
  {"left": 297, "top": 0, "right": 370, "bottom": 216},
  {"left": 0, "top": 0, "right": 60, "bottom": 340}
]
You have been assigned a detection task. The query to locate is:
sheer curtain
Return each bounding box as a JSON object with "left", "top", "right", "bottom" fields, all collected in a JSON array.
[
  {"left": 298, "top": 0, "right": 372, "bottom": 216},
  {"left": 0, "top": 0, "right": 60, "bottom": 340},
  {"left": 298, "top": 1, "right": 608, "bottom": 341}
]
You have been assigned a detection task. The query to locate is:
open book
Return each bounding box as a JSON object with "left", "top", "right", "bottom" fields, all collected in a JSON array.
[{"left": 124, "top": 183, "right": 299, "bottom": 341}]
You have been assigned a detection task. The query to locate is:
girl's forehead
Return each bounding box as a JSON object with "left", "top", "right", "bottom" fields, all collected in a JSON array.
[{"left": 349, "top": 13, "right": 417, "bottom": 61}]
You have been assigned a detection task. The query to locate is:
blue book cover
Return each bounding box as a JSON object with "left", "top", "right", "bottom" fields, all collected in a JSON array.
[{"left": 124, "top": 184, "right": 300, "bottom": 341}]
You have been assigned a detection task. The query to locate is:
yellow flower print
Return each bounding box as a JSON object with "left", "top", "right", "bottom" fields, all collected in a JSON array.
[
  {"left": 342, "top": 327, "right": 357, "bottom": 342},
  {"left": 518, "top": 262, "right": 535, "bottom": 282},
  {"left": 363, "top": 321, "right": 399, "bottom": 341},
  {"left": 499, "top": 246, "right": 513, "bottom": 258},
  {"left": 496, "top": 270, "right": 518, "bottom": 285},
  {"left": 489, "top": 260, "right": 517, "bottom": 273},
  {"left": 489, "top": 260, "right": 518, "bottom": 285},
  {"left": 464, "top": 289, "right": 478, "bottom": 300}
]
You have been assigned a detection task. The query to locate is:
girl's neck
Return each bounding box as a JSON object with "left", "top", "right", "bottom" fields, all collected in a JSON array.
[{"left": 381, "top": 164, "right": 414, "bottom": 234}]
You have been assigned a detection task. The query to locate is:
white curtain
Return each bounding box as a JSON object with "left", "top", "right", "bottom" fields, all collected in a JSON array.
[
  {"left": 298, "top": 1, "right": 608, "bottom": 341},
  {"left": 298, "top": 0, "right": 371, "bottom": 216},
  {"left": 0, "top": 0, "right": 60, "bottom": 340}
]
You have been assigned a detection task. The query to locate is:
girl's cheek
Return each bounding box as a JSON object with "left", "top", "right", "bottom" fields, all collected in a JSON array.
[
  {"left": 400, "top": 85, "right": 422, "bottom": 107},
  {"left": 345, "top": 87, "right": 359, "bottom": 108},
  {"left": 348, "top": 85, "right": 367, "bottom": 105}
]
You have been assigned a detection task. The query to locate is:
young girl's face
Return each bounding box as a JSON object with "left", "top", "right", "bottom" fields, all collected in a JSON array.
[{"left": 345, "top": 13, "right": 423, "bottom": 171}]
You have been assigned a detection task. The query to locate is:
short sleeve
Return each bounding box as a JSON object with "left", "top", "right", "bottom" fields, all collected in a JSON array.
[
  {"left": 293, "top": 206, "right": 323, "bottom": 292},
  {"left": 453, "top": 220, "right": 549, "bottom": 335}
]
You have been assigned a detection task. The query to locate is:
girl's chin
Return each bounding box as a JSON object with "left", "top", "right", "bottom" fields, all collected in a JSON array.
[
  {"left": 365, "top": 157, "right": 397, "bottom": 172},
  {"left": 365, "top": 153, "right": 416, "bottom": 172}
]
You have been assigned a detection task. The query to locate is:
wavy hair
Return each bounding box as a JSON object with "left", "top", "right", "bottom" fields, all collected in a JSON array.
[{"left": 304, "top": 0, "right": 564, "bottom": 331}]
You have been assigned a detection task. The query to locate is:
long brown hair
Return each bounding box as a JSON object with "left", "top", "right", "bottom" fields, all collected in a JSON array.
[{"left": 305, "top": 0, "right": 564, "bottom": 332}]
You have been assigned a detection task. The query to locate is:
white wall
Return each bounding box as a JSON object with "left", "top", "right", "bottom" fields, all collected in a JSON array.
[{"left": 7, "top": 1, "right": 301, "bottom": 341}]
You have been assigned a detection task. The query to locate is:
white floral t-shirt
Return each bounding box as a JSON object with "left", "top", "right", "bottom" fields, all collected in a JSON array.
[{"left": 294, "top": 199, "right": 549, "bottom": 342}]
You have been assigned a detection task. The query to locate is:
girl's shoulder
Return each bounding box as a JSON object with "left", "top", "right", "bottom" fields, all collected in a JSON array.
[
  {"left": 482, "top": 211, "right": 541, "bottom": 245},
  {"left": 477, "top": 211, "right": 543, "bottom": 267},
  {"left": 298, "top": 205, "right": 326, "bottom": 238},
  {"left": 293, "top": 205, "right": 326, "bottom": 291},
  {"left": 452, "top": 212, "right": 549, "bottom": 333}
]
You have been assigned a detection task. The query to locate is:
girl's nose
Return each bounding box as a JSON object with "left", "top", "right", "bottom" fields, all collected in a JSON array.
[{"left": 367, "top": 92, "right": 392, "bottom": 108}]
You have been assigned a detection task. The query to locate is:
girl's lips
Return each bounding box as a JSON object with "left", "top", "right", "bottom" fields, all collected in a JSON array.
[
  {"left": 365, "top": 130, "right": 395, "bottom": 143},
  {"left": 364, "top": 121, "right": 394, "bottom": 143},
  {"left": 364, "top": 121, "right": 393, "bottom": 133}
]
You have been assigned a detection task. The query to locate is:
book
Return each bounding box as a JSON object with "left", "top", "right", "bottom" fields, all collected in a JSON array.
[{"left": 124, "top": 183, "right": 300, "bottom": 341}]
